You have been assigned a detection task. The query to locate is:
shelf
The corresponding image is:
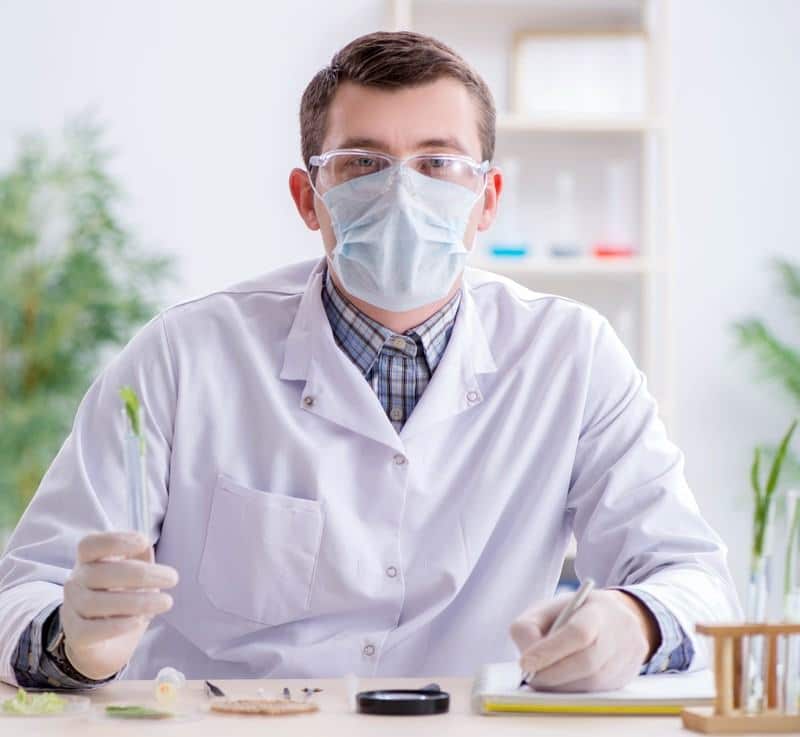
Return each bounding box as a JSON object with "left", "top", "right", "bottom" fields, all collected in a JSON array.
[
  {"left": 407, "top": 0, "right": 645, "bottom": 27},
  {"left": 497, "top": 113, "right": 656, "bottom": 133},
  {"left": 469, "top": 256, "right": 650, "bottom": 276}
]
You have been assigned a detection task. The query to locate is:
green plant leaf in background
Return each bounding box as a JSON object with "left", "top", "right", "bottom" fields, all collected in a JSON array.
[
  {"left": 734, "top": 259, "right": 800, "bottom": 406},
  {"left": 735, "top": 319, "right": 800, "bottom": 402},
  {"left": 0, "top": 114, "right": 174, "bottom": 531},
  {"left": 734, "top": 258, "right": 800, "bottom": 493}
]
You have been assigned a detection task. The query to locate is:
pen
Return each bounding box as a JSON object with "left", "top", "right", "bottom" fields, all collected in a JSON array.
[{"left": 519, "top": 578, "right": 595, "bottom": 688}]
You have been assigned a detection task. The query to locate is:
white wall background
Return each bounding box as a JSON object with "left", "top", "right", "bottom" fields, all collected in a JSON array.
[
  {"left": 1, "top": 0, "right": 799, "bottom": 602},
  {"left": 667, "top": 0, "right": 800, "bottom": 599},
  {"left": 0, "top": 0, "right": 386, "bottom": 301}
]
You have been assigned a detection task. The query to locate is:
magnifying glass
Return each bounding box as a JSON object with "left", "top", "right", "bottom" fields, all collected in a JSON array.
[{"left": 356, "top": 683, "right": 450, "bottom": 716}]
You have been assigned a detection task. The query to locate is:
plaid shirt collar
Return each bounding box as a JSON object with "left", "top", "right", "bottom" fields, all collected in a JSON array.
[{"left": 321, "top": 266, "right": 462, "bottom": 376}]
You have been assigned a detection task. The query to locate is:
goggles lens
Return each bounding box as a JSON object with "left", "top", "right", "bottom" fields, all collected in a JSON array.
[{"left": 310, "top": 150, "right": 489, "bottom": 198}]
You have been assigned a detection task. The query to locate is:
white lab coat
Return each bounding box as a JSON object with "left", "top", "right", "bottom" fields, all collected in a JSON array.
[{"left": 0, "top": 257, "right": 740, "bottom": 684}]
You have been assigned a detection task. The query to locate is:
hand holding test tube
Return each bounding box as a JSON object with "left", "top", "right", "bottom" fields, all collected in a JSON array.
[{"left": 56, "top": 386, "right": 177, "bottom": 680}]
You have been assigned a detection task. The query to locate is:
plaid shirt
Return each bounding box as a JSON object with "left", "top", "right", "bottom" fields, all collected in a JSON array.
[
  {"left": 321, "top": 268, "right": 461, "bottom": 432},
  {"left": 627, "top": 589, "right": 695, "bottom": 674},
  {"left": 11, "top": 266, "right": 692, "bottom": 687}
]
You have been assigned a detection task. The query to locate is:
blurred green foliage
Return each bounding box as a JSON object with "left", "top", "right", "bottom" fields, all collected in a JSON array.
[
  {"left": 0, "top": 117, "right": 173, "bottom": 530},
  {"left": 734, "top": 258, "right": 800, "bottom": 488}
]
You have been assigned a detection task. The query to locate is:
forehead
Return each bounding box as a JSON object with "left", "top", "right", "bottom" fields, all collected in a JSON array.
[{"left": 322, "top": 77, "right": 483, "bottom": 159}]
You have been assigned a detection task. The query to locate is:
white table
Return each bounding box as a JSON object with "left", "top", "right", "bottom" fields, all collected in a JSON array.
[{"left": 0, "top": 676, "right": 775, "bottom": 736}]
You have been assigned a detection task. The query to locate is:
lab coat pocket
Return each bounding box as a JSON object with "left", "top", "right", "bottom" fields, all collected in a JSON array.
[{"left": 198, "top": 473, "right": 324, "bottom": 626}]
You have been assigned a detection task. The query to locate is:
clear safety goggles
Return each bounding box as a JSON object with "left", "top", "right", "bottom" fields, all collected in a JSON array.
[{"left": 308, "top": 148, "right": 491, "bottom": 201}]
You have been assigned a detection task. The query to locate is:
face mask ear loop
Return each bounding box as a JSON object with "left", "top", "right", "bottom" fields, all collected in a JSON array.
[{"left": 305, "top": 168, "right": 343, "bottom": 249}]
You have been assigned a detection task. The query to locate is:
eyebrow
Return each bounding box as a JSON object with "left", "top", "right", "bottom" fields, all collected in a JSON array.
[{"left": 335, "top": 136, "right": 472, "bottom": 157}]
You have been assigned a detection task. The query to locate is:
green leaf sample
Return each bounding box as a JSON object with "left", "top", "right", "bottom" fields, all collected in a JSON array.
[
  {"left": 2, "top": 688, "right": 67, "bottom": 715},
  {"left": 105, "top": 704, "right": 173, "bottom": 719}
]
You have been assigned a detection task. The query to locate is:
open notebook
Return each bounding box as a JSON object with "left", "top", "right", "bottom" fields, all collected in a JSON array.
[{"left": 472, "top": 661, "right": 715, "bottom": 715}]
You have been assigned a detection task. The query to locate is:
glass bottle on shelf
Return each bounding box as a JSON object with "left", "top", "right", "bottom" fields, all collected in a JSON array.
[
  {"left": 593, "top": 160, "right": 636, "bottom": 259},
  {"left": 485, "top": 157, "right": 529, "bottom": 260},
  {"left": 549, "top": 170, "right": 582, "bottom": 259}
]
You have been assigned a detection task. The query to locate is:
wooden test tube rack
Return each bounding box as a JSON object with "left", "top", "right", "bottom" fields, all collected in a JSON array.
[{"left": 681, "top": 623, "right": 800, "bottom": 733}]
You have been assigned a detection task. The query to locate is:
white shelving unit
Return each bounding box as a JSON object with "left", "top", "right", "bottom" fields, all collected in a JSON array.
[
  {"left": 498, "top": 114, "right": 655, "bottom": 133},
  {"left": 387, "top": 0, "right": 673, "bottom": 428}
]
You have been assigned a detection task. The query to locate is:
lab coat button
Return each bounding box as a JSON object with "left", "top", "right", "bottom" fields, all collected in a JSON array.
[
  {"left": 393, "top": 454, "right": 407, "bottom": 466},
  {"left": 386, "top": 566, "right": 398, "bottom": 578},
  {"left": 363, "top": 644, "right": 376, "bottom": 657},
  {"left": 303, "top": 395, "right": 315, "bottom": 408},
  {"left": 466, "top": 390, "right": 480, "bottom": 403}
]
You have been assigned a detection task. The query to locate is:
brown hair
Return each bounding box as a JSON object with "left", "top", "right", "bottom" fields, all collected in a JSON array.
[{"left": 299, "top": 31, "right": 496, "bottom": 170}]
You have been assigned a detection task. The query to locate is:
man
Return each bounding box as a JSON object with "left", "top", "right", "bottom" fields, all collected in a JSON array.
[{"left": 0, "top": 31, "right": 739, "bottom": 692}]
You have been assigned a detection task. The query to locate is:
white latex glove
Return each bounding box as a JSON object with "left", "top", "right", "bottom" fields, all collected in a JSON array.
[
  {"left": 61, "top": 531, "right": 179, "bottom": 680},
  {"left": 509, "top": 589, "right": 658, "bottom": 692}
]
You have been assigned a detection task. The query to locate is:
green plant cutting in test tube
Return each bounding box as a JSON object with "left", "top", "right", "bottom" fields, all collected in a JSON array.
[
  {"left": 119, "top": 386, "right": 148, "bottom": 536},
  {"left": 119, "top": 386, "right": 144, "bottom": 449},
  {"left": 742, "top": 419, "right": 798, "bottom": 713},
  {"left": 751, "top": 419, "right": 798, "bottom": 560}
]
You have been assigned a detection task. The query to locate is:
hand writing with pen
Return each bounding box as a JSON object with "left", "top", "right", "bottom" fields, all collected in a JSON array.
[{"left": 510, "top": 580, "right": 660, "bottom": 692}]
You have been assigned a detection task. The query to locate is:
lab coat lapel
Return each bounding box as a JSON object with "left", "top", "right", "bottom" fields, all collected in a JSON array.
[
  {"left": 399, "top": 282, "right": 497, "bottom": 441},
  {"left": 280, "top": 260, "right": 404, "bottom": 453}
]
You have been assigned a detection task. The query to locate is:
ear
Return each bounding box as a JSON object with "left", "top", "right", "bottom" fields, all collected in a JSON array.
[
  {"left": 289, "top": 168, "right": 320, "bottom": 231},
  {"left": 476, "top": 167, "right": 504, "bottom": 232}
]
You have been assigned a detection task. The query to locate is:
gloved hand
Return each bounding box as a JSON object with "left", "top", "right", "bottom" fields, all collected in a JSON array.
[
  {"left": 509, "top": 589, "right": 659, "bottom": 692},
  {"left": 60, "top": 531, "right": 179, "bottom": 680}
]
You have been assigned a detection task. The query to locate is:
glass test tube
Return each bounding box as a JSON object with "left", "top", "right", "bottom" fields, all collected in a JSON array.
[
  {"left": 121, "top": 405, "right": 148, "bottom": 538},
  {"left": 784, "top": 489, "right": 800, "bottom": 714}
]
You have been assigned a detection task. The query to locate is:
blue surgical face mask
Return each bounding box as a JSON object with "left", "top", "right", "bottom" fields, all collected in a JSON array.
[{"left": 319, "top": 166, "right": 485, "bottom": 312}]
